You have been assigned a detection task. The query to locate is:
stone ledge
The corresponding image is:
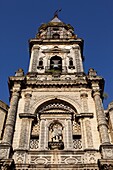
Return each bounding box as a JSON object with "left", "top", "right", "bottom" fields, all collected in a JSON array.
[
  {"left": 76, "top": 112, "right": 93, "bottom": 118},
  {"left": 19, "top": 113, "right": 36, "bottom": 119}
]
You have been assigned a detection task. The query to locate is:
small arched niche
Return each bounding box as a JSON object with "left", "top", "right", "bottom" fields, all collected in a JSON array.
[{"left": 48, "top": 120, "right": 64, "bottom": 150}]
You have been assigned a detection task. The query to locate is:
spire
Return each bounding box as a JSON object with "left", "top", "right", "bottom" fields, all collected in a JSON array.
[
  {"left": 50, "top": 9, "right": 62, "bottom": 23},
  {"left": 54, "top": 9, "right": 62, "bottom": 18}
]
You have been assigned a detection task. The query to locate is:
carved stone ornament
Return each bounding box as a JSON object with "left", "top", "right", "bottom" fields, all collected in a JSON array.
[
  {"left": 30, "top": 156, "right": 47, "bottom": 164},
  {"left": 0, "top": 149, "right": 8, "bottom": 159},
  {"left": 100, "top": 145, "right": 113, "bottom": 159},
  {"left": 65, "top": 157, "right": 77, "bottom": 164},
  {"left": 99, "top": 159, "right": 113, "bottom": 170},
  {"left": 16, "top": 152, "right": 25, "bottom": 164}
]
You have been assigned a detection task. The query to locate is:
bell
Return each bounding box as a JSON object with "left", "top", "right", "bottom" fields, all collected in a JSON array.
[{"left": 52, "top": 60, "right": 60, "bottom": 69}]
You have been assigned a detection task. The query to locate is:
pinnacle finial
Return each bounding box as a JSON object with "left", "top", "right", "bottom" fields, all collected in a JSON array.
[{"left": 54, "top": 9, "right": 62, "bottom": 18}]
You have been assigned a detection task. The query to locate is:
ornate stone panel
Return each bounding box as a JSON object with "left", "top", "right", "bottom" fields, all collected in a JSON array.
[
  {"left": 85, "top": 119, "right": 93, "bottom": 148},
  {"left": 15, "top": 152, "right": 26, "bottom": 164}
]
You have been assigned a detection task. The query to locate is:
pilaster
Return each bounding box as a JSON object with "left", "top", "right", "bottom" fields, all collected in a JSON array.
[
  {"left": 80, "top": 93, "right": 94, "bottom": 149},
  {"left": 39, "top": 119, "right": 46, "bottom": 149},
  {"left": 67, "top": 118, "right": 73, "bottom": 149}
]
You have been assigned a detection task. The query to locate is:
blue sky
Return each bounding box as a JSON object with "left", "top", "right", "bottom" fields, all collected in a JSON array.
[{"left": 0, "top": 0, "right": 113, "bottom": 108}]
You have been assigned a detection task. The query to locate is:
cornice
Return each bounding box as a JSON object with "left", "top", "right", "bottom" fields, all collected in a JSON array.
[{"left": 76, "top": 112, "right": 94, "bottom": 119}]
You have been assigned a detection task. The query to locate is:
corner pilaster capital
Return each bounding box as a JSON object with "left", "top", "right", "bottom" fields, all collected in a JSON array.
[{"left": 92, "top": 89, "right": 100, "bottom": 97}]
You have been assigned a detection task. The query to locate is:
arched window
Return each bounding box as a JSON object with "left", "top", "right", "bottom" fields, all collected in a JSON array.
[
  {"left": 37, "top": 58, "right": 43, "bottom": 69},
  {"left": 69, "top": 58, "right": 75, "bottom": 69},
  {"left": 52, "top": 33, "right": 60, "bottom": 39},
  {"left": 50, "top": 55, "right": 62, "bottom": 72}
]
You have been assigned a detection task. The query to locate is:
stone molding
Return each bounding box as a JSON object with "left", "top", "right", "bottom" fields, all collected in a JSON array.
[
  {"left": 19, "top": 113, "right": 36, "bottom": 119},
  {"left": 76, "top": 112, "right": 93, "bottom": 119}
]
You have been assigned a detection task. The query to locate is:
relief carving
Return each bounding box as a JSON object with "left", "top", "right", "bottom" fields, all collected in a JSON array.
[
  {"left": 65, "top": 157, "right": 77, "bottom": 164},
  {"left": 30, "top": 156, "right": 47, "bottom": 164},
  {"left": 0, "top": 149, "right": 8, "bottom": 159},
  {"left": 16, "top": 152, "right": 25, "bottom": 164}
]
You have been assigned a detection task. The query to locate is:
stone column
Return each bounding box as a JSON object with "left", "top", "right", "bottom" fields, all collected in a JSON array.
[
  {"left": 3, "top": 88, "right": 20, "bottom": 144},
  {"left": 93, "top": 90, "right": 110, "bottom": 144},
  {"left": 108, "top": 102, "right": 113, "bottom": 142}
]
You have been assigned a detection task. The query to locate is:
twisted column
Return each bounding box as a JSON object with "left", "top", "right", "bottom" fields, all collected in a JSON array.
[
  {"left": 93, "top": 90, "right": 110, "bottom": 144},
  {"left": 3, "top": 89, "right": 20, "bottom": 144}
]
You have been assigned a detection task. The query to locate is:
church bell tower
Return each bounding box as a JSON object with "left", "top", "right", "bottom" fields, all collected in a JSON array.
[{"left": 0, "top": 14, "right": 113, "bottom": 170}]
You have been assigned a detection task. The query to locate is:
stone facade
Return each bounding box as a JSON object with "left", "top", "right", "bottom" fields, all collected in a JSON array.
[{"left": 0, "top": 14, "right": 113, "bottom": 170}]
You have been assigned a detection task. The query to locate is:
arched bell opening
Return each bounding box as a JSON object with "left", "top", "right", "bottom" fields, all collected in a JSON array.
[{"left": 50, "top": 55, "right": 62, "bottom": 72}]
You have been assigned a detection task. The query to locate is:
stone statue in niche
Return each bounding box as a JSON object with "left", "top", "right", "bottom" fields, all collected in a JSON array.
[{"left": 51, "top": 124, "right": 63, "bottom": 142}]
